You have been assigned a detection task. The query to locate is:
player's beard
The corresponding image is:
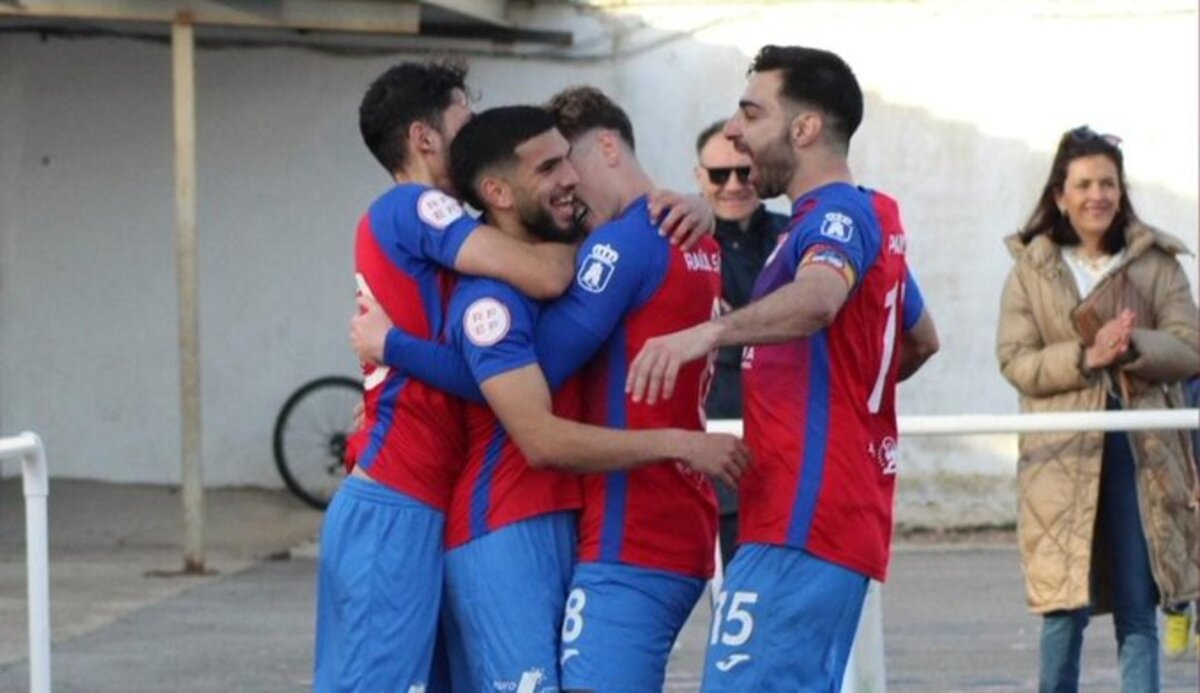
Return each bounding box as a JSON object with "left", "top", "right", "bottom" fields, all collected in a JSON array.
[
  {"left": 751, "top": 127, "right": 795, "bottom": 200},
  {"left": 517, "top": 193, "right": 585, "bottom": 244}
]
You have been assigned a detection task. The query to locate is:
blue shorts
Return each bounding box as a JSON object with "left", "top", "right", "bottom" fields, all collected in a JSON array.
[
  {"left": 700, "top": 544, "right": 868, "bottom": 693},
  {"left": 560, "top": 562, "right": 705, "bottom": 692},
  {"left": 314, "top": 476, "right": 445, "bottom": 693},
  {"left": 442, "top": 512, "right": 578, "bottom": 693}
]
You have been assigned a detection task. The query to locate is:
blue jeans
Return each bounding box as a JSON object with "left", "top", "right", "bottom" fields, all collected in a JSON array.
[{"left": 1039, "top": 426, "right": 1161, "bottom": 692}]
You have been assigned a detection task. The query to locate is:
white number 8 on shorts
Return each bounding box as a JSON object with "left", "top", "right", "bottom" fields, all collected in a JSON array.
[{"left": 561, "top": 588, "right": 587, "bottom": 643}]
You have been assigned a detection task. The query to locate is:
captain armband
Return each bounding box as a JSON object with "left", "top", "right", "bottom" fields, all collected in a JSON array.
[{"left": 799, "top": 244, "right": 857, "bottom": 288}]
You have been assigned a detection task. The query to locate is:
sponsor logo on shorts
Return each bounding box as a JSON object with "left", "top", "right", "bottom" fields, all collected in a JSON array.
[
  {"left": 516, "top": 668, "right": 546, "bottom": 693},
  {"left": 715, "top": 653, "right": 751, "bottom": 672},
  {"left": 416, "top": 189, "right": 464, "bottom": 229},
  {"left": 493, "top": 668, "right": 549, "bottom": 693},
  {"left": 577, "top": 243, "right": 619, "bottom": 293}
]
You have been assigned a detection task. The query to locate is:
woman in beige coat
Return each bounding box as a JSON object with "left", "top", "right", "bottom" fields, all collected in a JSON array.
[{"left": 996, "top": 126, "right": 1199, "bottom": 691}]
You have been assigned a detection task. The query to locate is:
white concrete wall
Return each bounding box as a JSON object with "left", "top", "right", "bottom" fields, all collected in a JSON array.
[
  {"left": 2, "top": 2, "right": 1196, "bottom": 526},
  {"left": 536, "top": 0, "right": 1200, "bottom": 527}
]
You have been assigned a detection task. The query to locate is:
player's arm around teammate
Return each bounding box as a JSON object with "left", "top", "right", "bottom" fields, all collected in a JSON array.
[
  {"left": 352, "top": 277, "right": 750, "bottom": 486},
  {"left": 481, "top": 362, "right": 748, "bottom": 487},
  {"left": 456, "top": 187, "right": 717, "bottom": 297},
  {"left": 626, "top": 256, "right": 850, "bottom": 403}
]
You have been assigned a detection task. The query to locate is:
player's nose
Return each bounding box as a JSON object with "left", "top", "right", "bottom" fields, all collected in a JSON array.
[{"left": 562, "top": 161, "right": 582, "bottom": 188}]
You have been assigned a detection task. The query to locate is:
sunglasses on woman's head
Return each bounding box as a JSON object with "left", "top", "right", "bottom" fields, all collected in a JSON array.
[
  {"left": 704, "top": 166, "right": 751, "bottom": 186},
  {"left": 1068, "top": 125, "right": 1122, "bottom": 148}
]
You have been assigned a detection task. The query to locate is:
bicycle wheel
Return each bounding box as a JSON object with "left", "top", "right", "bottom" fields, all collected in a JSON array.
[{"left": 273, "top": 375, "right": 361, "bottom": 510}]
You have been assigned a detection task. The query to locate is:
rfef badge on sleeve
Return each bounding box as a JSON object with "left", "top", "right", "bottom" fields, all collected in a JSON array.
[
  {"left": 417, "top": 190, "right": 464, "bottom": 229},
  {"left": 464, "top": 297, "right": 511, "bottom": 347},
  {"left": 576, "top": 243, "right": 619, "bottom": 293}
]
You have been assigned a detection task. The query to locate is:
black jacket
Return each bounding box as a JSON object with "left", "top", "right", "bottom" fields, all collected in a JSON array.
[
  {"left": 705, "top": 205, "right": 791, "bottom": 515},
  {"left": 705, "top": 205, "right": 792, "bottom": 419}
]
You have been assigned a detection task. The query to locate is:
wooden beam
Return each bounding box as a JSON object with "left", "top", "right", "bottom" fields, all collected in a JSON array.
[
  {"left": 422, "top": 0, "right": 505, "bottom": 26},
  {"left": 0, "top": 0, "right": 419, "bottom": 34},
  {"left": 172, "top": 14, "right": 205, "bottom": 575}
]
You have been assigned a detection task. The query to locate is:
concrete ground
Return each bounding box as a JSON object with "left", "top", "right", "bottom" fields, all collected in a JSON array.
[{"left": 1, "top": 479, "right": 1197, "bottom": 691}]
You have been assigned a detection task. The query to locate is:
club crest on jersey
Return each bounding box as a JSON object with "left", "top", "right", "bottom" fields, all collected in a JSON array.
[
  {"left": 464, "top": 297, "right": 511, "bottom": 347},
  {"left": 417, "top": 190, "right": 464, "bottom": 229},
  {"left": 577, "top": 243, "right": 619, "bottom": 293},
  {"left": 820, "top": 211, "right": 854, "bottom": 242}
]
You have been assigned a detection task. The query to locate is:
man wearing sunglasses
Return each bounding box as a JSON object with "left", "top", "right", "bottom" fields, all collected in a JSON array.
[{"left": 694, "top": 119, "right": 791, "bottom": 568}]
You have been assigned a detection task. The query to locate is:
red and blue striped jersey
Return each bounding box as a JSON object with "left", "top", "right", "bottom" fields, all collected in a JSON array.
[
  {"left": 739, "top": 182, "right": 921, "bottom": 581},
  {"left": 442, "top": 277, "right": 584, "bottom": 549},
  {"left": 550, "top": 197, "right": 722, "bottom": 578},
  {"left": 349, "top": 183, "right": 480, "bottom": 512},
  {"left": 364, "top": 197, "right": 724, "bottom": 576}
]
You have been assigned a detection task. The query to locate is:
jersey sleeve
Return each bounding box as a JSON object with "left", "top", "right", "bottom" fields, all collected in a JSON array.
[
  {"left": 533, "top": 221, "right": 667, "bottom": 388},
  {"left": 790, "top": 203, "right": 876, "bottom": 290},
  {"left": 901, "top": 268, "right": 926, "bottom": 331},
  {"left": 454, "top": 282, "right": 540, "bottom": 386},
  {"left": 392, "top": 185, "right": 481, "bottom": 270},
  {"left": 382, "top": 329, "right": 483, "bottom": 403}
]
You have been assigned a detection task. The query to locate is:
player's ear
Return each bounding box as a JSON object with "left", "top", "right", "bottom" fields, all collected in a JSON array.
[
  {"left": 791, "top": 111, "right": 822, "bottom": 149},
  {"left": 598, "top": 130, "right": 623, "bottom": 168},
  {"left": 478, "top": 175, "right": 512, "bottom": 210},
  {"left": 409, "top": 120, "right": 439, "bottom": 155}
]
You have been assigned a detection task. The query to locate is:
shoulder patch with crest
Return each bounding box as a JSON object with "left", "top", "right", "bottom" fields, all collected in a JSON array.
[
  {"left": 576, "top": 243, "right": 620, "bottom": 294},
  {"left": 819, "top": 211, "right": 854, "bottom": 243},
  {"left": 464, "top": 297, "right": 511, "bottom": 347},
  {"left": 417, "top": 190, "right": 464, "bottom": 229}
]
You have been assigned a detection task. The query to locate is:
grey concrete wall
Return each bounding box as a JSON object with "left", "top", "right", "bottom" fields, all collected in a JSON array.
[
  {"left": 1, "top": 2, "right": 1196, "bottom": 528},
  {"left": 0, "top": 28, "right": 618, "bottom": 487}
]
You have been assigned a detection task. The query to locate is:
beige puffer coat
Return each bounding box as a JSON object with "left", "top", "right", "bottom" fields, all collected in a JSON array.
[{"left": 996, "top": 221, "right": 1200, "bottom": 614}]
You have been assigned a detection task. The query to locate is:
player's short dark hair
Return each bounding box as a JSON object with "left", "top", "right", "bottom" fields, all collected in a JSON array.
[
  {"left": 544, "top": 86, "right": 635, "bottom": 152},
  {"left": 695, "top": 119, "right": 727, "bottom": 156},
  {"left": 359, "top": 60, "right": 468, "bottom": 174},
  {"left": 749, "top": 45, "right": 863, "bottom": 151},
  {"left": 449, "top": 105, "right": 558, "bottom": 211}
]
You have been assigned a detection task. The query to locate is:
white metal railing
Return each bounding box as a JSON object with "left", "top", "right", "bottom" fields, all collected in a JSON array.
[
  {"left": 709, "top": 409, "right": 1200, "bottom": 438},
  {"left": 7, "top": 410, "right": 1197, "bottom": 693},
  {"left": 706, "top": 408, "right": 1200, "bottom": 693},
  {"left": 1, "top": 432, "right": 50, "bottom": 693}
]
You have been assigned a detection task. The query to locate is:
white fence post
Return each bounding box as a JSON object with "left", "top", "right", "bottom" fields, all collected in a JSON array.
[{"left": 1, "top": 431, "right": 51, "bottom": 693}]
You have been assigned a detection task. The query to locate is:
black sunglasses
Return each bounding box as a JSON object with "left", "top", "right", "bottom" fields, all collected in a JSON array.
[
  {"left": 704, "top": 166, "right": 751, "bottom": 186},
  {"left": 1068, "top": 125, "right": 1122, "bottom": 148}
]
